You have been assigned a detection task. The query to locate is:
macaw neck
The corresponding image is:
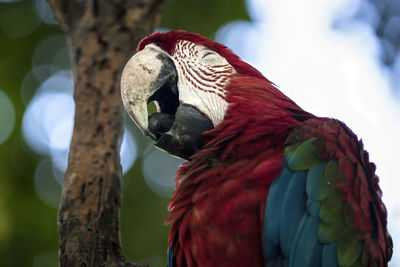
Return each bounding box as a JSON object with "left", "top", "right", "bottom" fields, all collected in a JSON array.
[
  {"left": 194, "top": 75, "right": 313, "bottom": 162},
  {"left": 170, "top": 74, "right": 314, "bottom": 196},
  {"left": 165, "top": 76, "right": 314, "bottom": 264}
]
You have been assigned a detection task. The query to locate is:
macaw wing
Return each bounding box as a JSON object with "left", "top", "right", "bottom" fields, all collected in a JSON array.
[{"left": 264, "top": 119, "right": 392, "bottom": 267}]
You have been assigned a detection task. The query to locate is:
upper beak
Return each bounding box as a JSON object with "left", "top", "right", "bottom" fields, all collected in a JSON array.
[{"left": 121, "top": 46, "right": 177, "bottom": 140}]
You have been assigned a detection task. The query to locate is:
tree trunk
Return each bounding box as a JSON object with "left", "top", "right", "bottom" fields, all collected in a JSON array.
[{"left": 46, "top": 1, "right": 167, "bottom": 266}]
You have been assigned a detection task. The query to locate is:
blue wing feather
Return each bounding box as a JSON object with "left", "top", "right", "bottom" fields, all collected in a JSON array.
[
  {"left": 288, "top": 212, "right": 309, "bottom": 265},
  {"left": 307, "top": 199, "right": 320, "bottom": 217},
  {"left": 264, "top": 156, "right": 339, "bottom": 267},
  {"left": 167, "top": 243, "right": 174, "bottom": 267},
  {"left": 322, "top": 242, "right": 339, "bottom": 267},
  {"left": 280, "top": 171, "right": 307, "bottom": 257},
  {"left": 306, "top": 164, "right": 326, "bottom": 201},
  {"left": 266, "top": 257, "right": 288, "bottom": 267},
  {"left": 264, "top": 167, "right": 294, "bottom": 258},
  {"left": 291, "top": 216, "right": 321, "bottom": 267}
]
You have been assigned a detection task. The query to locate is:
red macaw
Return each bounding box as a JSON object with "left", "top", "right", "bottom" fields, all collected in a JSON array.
[{"left": 120, "top": 30, "right": 392, "bottom": 267}]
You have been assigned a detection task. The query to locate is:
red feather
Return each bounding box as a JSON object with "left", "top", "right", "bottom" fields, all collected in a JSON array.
[{"left": 164, "top": 74, "right": 312, "bottom": 266}]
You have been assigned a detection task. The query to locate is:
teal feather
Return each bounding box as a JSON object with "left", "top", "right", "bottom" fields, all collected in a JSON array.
[
  {"left": 289, "top": 213, "right": 309, "bottom": 264},
  {"left": 306, "top": 163, "right": 326, "bottom": 201},
  {"left": 291, "top": 216, "right": 321, "bottom": 267},
  {"left": 280, "top": 171, "right": 307, "bottom": 257},
  {"left": 322, "top": 242, "right": 339, "bottom": 267},
  {"left": 307, "top": 200, "right": 320, "bottom": 217},
  {"left": 264, "top": 167, "right": 294, "bottom": 257},
  {"left": 168, "top": 243, "right": 174, "bottom": 267}
]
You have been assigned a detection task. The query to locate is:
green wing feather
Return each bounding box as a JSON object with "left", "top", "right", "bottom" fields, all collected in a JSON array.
[{"left": 282, "top": 118, "right": 392, "bottom": 267}]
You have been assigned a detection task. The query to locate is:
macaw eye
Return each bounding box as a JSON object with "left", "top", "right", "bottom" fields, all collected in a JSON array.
[
  {"left": 201, "top": 50, "right": 227, "bottom": 66},
  {"left": 202, "top": 52, "right": 216, "bottom": 58}
]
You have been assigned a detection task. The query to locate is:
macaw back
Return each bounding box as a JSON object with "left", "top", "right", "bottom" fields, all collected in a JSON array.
[
  {"left": 166, "top": 76, "right": 392, "bottom": 267},
  {"left": 264, "top": 118, "right": 392, "bottom": 267}
]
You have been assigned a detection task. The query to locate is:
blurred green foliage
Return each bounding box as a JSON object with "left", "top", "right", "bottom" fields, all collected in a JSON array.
[
  {"left": 160, "top": 0, "right": 249, "bottom": 37},
  {"left": 0, "top": 0, "right": 249, "bottom": 266},
  {"left": 0, "top": 1, "right": 62, "bottom": 267}
]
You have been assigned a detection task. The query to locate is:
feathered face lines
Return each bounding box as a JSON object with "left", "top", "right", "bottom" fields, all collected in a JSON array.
[
  {"left": 173, "top": 40, "right": 235, "bottom": 98},
  {"left": 138, "top": 30, "right": 266, "bottom": 80},
  {"left": 142, "top": 38, "right": 236, "bottom": 126},
  {"left": 171, "top": 40, "right": 236, "bottom": 124},
  {"left": 136, "top": 30, "right": 269, "bottom": 126}
]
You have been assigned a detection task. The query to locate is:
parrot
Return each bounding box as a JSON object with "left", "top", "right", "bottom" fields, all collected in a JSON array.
[{"left": 120, "top": 30, "right": 392, "bottom": 267}]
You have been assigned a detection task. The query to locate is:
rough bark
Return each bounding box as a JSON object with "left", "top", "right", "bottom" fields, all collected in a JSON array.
[{"left": 46, "top": 1, "right": 167, "bottom": 266}]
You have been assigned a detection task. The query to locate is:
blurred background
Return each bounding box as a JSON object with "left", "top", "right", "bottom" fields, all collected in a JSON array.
[{"left": 0, "top": 0, "right": 399, "bottom": 266}]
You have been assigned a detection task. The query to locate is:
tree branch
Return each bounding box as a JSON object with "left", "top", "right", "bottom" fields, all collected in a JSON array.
[{"left": 46, "top": 0, "right": 167, "bottom": 266}]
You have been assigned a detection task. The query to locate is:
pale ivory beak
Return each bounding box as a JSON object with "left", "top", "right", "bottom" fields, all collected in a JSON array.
[
  {"left": 121, "top": 45, "right": 214, "bottom": 159},
  {"left": 121, "top": 46, "right": 168, "bottom": 139}
]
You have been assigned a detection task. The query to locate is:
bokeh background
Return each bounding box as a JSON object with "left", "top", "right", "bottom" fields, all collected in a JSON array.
[{"left": 0, "top": 0, "right": 399, "bottom": 266}]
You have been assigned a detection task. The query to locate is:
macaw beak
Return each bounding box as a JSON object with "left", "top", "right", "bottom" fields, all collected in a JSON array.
[
  {"left": 121, "top": 46, "right": 177, "bottom": 140},
  {"left": 121, "top": 46, "right": 213, "bottom": 159}
]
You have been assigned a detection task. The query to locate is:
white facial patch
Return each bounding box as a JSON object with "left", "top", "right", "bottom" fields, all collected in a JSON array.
[{"left": 171, "top": 40, "right": 236, "bottom": 126}]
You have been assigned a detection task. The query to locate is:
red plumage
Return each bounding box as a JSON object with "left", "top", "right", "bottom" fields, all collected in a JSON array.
[
  {"left": 136, "top": 30, "right": 392, "bottom": 267},
  {"left": 165, "top": 75, "right": 312, "bottom": 266}
]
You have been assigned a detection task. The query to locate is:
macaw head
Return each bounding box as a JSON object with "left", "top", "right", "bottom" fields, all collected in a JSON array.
[{"left": 121, "top": 30, "right": 305, "bottom": 159}]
